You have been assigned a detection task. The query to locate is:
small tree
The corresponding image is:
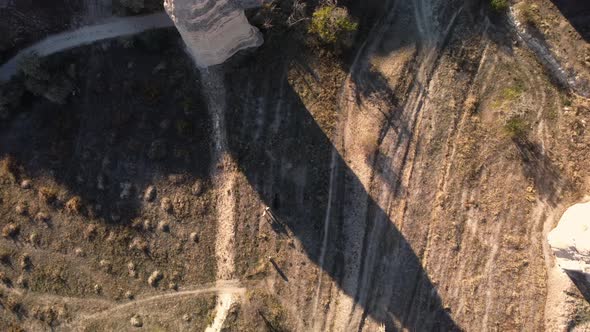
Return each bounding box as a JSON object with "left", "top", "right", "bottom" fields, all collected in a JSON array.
[
  {"left": 309, "top": 5, "right": 358, "bottom": 48},
  {"left": 490, "top": 0, "right": 509, "bottom": 12},
  {"left": 504, "top": 116, "right": 529, "bottom": 139}
]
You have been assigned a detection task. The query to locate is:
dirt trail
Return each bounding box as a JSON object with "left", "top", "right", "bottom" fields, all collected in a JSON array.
[
  {"left": 200, "top": 67, "right": 240, "bottom": 332},
  {"left": 71, "top": 281, "right": 246, "bottom": 329},
  {"left": 0, "top": 12, "right": 173, "bottom": 81}
]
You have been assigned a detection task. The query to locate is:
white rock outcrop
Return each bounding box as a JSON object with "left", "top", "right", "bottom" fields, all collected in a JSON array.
[
  {"left": 548, "top": 202, "right": 590, "bottom": 288},
  {"left": 164, "top": 0, "right": 263, "bottom": 68}
]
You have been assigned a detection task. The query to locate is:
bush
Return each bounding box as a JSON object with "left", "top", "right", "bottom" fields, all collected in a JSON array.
[
  {"left": 504, "top": 116, "right": 529, "bottom": 138},
  {"left": 490, "top": 0, "right": 509, "bottom": 12},
  {"left": 309, "top": 6, "right": 358, "bottom": 47}
]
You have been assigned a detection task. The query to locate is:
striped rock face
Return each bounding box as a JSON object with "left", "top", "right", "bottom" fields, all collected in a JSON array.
[
  {"left": 164, "top": 0, "right": 263, "bottom": 67},
  {"left": 548, "top": 202, "right": 590, "bottom": 297}
]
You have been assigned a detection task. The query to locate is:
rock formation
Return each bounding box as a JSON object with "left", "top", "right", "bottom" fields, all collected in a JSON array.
[
  {"left": 164, "top": 0, "right": 263, "bottom": 68},
  {"left": 548, "top": 202, "right": 590, "bottom": 299}
]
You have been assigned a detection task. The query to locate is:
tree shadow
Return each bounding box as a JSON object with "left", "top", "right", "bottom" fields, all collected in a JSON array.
[
  {"left": 550, "top": 0, "right": 590, "bottom": 42},
  {"left": 513, "top": 138, "right": 565, "bottom": 207}
]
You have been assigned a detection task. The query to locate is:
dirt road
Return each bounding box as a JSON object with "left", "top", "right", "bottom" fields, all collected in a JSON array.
[{"left": 0, "top": 12, "right": 173, "bottom": 81}]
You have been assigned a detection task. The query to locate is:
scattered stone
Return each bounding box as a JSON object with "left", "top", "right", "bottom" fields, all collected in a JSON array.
[
  {"left": 120, "top": 182, "right": 133, "bottom": 199},
  {"left": 168, "top": 174, "right": 186, "bottom": 184},
  {"left": 84, "top": 224, "right": 98, "bottom": 240},
  {"left": 157, "top": 220, "right": 170, "bottom": 232},
  {"left": 148, "top": 270, "right": 163, "bottom": 287},
  {"left": 0, "top": 272, "right": 10, "bottom": 285},
  {"left": 94, "top": 284, "right": 102, "bottom": 294},
  {"left": 182, "top": 314, "right": 191, "bottom": 322},
  {"left": 168, "top": 282, "right": 178, "bottom": 291},
  {"left": 2, "top": 223, "right": 19, "bottom": 238},
  {"left": 111, "top": 212, "right": 121, "bottom": 222},
  {"left": 20, "top": 254, "right": 31, "bottom": 270},
  {"left": 15, "top": 202, "right": 28, "bottom": 215},
  {"left": 130, "top": 314, "right": 143, "bottom": 327},
  {"left": 147, "top": 140, "right": 167, "bottom": 160},
  {"left": 16, "top": 275, "right": 27, "bottom": 288},
  {"left": 20, "top": 179, "right": 31, "bottom": 189},
  {"left": 129, "top": 237, "right": 148, "bottom": 252},
  {"left": 144, "top": 186, "right": 157, "bottom": 202},
  {"left": 160, "top": 197, "right": 172, "bottom": 213},
  {"left": 189, "top": 232, "right": 199, "bottom": 243},
  {"left": 99, "top": 259, "right": 112, "bottom": 272},
  {"left": 128, "top": 262, "right": 137, "bottom": 277},
  {"left": 0, "top": 250, "right": 10, "bottom": 265},
  {"left": 29, "top": 232, "right": 39, "bottom": 245},
  {"left": 172, "top": 194, "right": 189, "bottom": 215},
  {"left": 153, "top": 61, "right": 167, "bottom": 74},
  {"left": 34, "top": 212, "right": 50, "bottom": 223},
  {"left": 38, "top": 186, "right": 58, "bottom": 204},
  {"left": 74, "top": 248, "right": 84, "bottom": 256},
  {"left": 97, "top": 174, "right": 106, "bottom": 190},
  {"left": 191, "top": 180, "right": 203, "bottom": 196},
  {"left": 131, "top": 219, "right": 143, "bottom": 229},
  {"left": 125, "top": 291, "right": 134, "bottom": 300},
  {"left": 65, "top": 196, "right": 82, "bottom": 214},
  {"left": 159, "top": 119, "right": 171, "bottom": 130},
  {"left": 143, "top": 219, "right": 153, "bottom": 231}
]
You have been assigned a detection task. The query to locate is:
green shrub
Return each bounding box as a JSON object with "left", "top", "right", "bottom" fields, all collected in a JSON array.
[
  {"left": 309, "top": 6, "right": 358, "bottom": 46},
  {"left": 490, "top": 0, "right": 509, "bottom": 12},
  {"left": 504, "top": 116, "right": 529, "bottom": 138}
]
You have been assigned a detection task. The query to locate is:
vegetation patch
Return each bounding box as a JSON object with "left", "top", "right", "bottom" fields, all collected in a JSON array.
[
  {"left": 504, "top": 116, "right": 529, "bottom": 139},
  {"left": 490, "top": 0, "right": 509, "bottom": 12},
  {"left": 309, "top": 5, "right": 358, "bottom": 48}
]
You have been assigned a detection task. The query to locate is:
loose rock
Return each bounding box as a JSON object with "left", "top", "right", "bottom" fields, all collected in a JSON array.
[
  {"left": 148, "top": 270, "right": 163, "bottom": 287},
  {"left": 130, "top": 314, "right": 143, "bottom": 327},
  {"left": 144, "top": 185, "right": 157, "bottom": 202},
  {"left": 160, "top": 197, "right": 172, "bottom": 213},
  {"left": 20, "top": 179, "right": 31, "bottom": 189}
]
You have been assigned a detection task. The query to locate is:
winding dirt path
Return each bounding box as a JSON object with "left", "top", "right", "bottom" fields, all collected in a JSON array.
[
  {"left": 0, "top": 12, "right": 173, "bottom": 81},
  {"left": 67, "top": 281, "right": 246, "bottom": 330}
]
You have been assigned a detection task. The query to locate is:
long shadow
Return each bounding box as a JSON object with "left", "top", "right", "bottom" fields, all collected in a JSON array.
[
  {"left": 550, "top": 0, "right": 590, "bottom": 42},
  {"left": 223, "top": 31, "right": 459, "bottom": 332}
]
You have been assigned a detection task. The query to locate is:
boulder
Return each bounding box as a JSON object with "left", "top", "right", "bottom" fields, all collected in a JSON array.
[
  {"left": 548, "top": 202, "right": 590, "bottom": 299},
  {"left": 164, "top": 0, "right": 263, "bottom": 67}
]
